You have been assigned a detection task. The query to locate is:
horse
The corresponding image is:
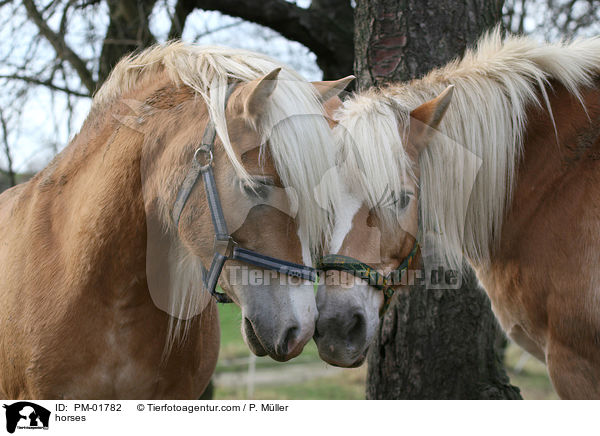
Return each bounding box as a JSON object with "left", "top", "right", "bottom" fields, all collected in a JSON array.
[
  {"left": 0, "top": 42, "right": 350, "bottom": 399},
  {"left": 315, "top": 30, "right": 600, "bottom": 398}
]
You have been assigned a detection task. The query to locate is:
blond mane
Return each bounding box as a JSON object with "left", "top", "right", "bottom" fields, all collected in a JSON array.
[{"left": 335, "top": 28, "right": 600, "bottom": 269}]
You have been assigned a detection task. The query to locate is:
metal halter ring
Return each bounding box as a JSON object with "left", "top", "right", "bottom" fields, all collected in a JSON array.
[{"left": 194, "top": 145, "right": 213, "bottom": 170}]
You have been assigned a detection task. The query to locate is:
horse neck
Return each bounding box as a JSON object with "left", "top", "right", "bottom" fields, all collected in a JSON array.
[{"left": 39, "top": 100, "right": 149, "bottom": 293}]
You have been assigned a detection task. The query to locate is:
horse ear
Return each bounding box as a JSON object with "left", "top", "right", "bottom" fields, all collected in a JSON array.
[
  {"left": 312, "top": 76, "right": 354, "bottom": 127},
  {"left": 244, "top": 68, "right": 281, "bottom": 121},
  {"left": 322, "top": 96, "right": 344, "bottom": 127},
  {"left": 409, "top": 85, "right": 454, "bottom": 152},
  {"left": 312, "top": 76, "right": 355, "bottom": 102}
]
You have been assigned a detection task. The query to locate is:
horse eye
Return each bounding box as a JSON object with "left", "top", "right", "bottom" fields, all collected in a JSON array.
[
  {"left": 397, "top": 192, "right": 411, "bottom": 209},
  {"left": 390, "top": 191, "right": 411, "bottom": 210}
]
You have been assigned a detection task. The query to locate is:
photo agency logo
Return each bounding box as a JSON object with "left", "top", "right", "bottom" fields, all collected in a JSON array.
[{"left": 2, "top": 402, "right": 50, "bottom": 433}]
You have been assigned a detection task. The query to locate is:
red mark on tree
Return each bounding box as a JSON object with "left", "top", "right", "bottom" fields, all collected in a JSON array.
[{"left": 370, "top": 33, "right": 407, "bottom": 78}]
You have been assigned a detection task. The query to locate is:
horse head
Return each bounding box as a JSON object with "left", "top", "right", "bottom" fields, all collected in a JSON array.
[{"left": 314, "top": 86, "right": 454, "bottom": 367}]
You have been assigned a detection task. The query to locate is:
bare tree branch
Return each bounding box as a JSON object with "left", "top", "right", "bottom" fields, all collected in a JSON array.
[
  {"left": 22, "top": 0, "right": 97, "bottom": 94},
  {"left": 0, "top": 110, "right": 16, "bottom": 187},
  {"left": 192, "top": 21, "right": 243, "bottom": 42},
  {"left": 59, "top": 0, "right": 75, "bottom": 36},
  {"left": 0, "top": 74, "right": 91, "bottom": 98},
  {"left": 518, "top": 0, "right": 526, "bottom": 34},
  {"left": 189, "top": 0, "right": 354, "bottom": 79},
  {"left": 168, "top": 0, "right": 195, "bottom": 39},
  {"left": 504, "top": 0, "right": 600, "bottom": 39}
]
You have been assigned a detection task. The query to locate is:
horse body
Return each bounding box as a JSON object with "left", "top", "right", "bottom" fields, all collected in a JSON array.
[
  {"left": 477, "top": 81, "right": 600, "bottom": 398},
  {"left": 0, "top": 81, "right": 220, "bottom": 399}
]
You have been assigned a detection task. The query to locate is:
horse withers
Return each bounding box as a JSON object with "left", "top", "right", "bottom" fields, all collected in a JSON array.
[
  {"left": 316, "top": 30, "right": 600, "bottom": 399},
  {"left": 0, "top": 43, "right": 349, "bottom": 399}
]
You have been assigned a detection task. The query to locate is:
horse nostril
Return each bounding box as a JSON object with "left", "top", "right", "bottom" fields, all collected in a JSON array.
[
  {"left": 347, "top": 312, "right": 366, "bottom": 344},
  {"left": 243, "top": 317, "right": 255, "bottom": 336},
  {"left": 279, "top": 325, "right": 300, "bottom": 355},
  {"left": 242, "top": 317, "right": 268, "bottom": 357}
]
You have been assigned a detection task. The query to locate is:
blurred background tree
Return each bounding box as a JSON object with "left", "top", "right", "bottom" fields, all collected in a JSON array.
[{"left": 0, "top": 0, "right": 350, "bottom": 178}]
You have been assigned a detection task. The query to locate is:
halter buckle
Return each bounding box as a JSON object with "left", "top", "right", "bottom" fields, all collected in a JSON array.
[
  {"left": 214, "top": 236, "right": 237, "bottom": 258},
  {"left": 194, "top": 145, "right": 213, "bottom": 170}
]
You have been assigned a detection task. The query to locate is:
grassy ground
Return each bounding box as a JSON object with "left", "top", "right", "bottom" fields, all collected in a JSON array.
[
  {"left": 216, "top": 368, "right": 366, "bottom": 400},
  {"left": 213, "top": 304, "right": 557, "bottom": 400},
  {"left": 0, "top": 171, "right": 34, "bottom": 193},
  {"left": 504, "top": 344, "right": 558, "bottom": 400}
]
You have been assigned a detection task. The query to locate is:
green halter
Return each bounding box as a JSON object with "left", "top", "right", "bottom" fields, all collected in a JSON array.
[{"left": 316, "top": 241, "right": 419, "bottom": 317}]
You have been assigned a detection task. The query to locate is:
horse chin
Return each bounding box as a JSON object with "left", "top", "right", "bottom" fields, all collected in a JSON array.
[
  {"left": 316, "top": 346, "right": 368, "bottom": 368},
  {"left": 346, "top": 352, "right": 367, "bottom": 368}
]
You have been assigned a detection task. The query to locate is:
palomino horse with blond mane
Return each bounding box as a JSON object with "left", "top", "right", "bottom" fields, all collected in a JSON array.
[
  {"left": 315, "top": 30, "right": 600, "bottom": 399},
  {"left": 0, "top": 43, "right": 350, "bottom": 399}
]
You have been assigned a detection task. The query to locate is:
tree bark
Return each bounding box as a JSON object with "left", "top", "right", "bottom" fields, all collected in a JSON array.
[
  {"left": 368, "top": 266, "right": 521, "bottom": 399},
  {"left": 355, "top": 0, "right": 522, "bottom": 399},
  {"left": 355, "top": 0, "right": 504, "bottom": 86}
]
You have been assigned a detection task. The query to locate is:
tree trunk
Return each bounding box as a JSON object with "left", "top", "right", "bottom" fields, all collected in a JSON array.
[
  {"left": 355, "top": 0, "right": 522, "bottom": 399},
  {"left": 355, "top": 0, "right": 505, "bottom": 86},
  {"left": 98, "top": 0, "right": 158, "bottom": 87},
  {"left": 368, "top": 266, "right": 521, "bottom": 399}
]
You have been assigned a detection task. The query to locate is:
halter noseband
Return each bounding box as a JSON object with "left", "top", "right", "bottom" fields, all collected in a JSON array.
[
  {"left": 172, "top": 82, "right": 318, "bottom": 303},
  {"left": 316, "top": 241, "right": 419, "bottom": 317}
]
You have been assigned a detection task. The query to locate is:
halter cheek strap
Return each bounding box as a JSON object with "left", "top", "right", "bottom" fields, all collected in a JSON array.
[
  {"left": 172, "top": 82, "right": 318, "bottom": 303},
  {"left": 316, "top": 241, "right": 419, "bottom": 317}
]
